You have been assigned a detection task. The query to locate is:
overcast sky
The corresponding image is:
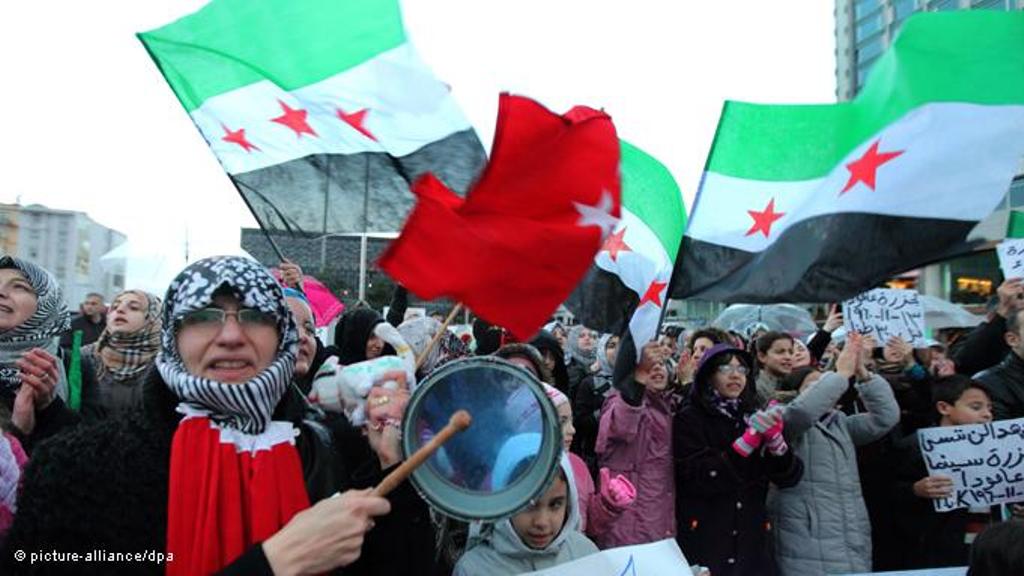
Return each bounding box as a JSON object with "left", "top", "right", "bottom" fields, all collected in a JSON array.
[{"left": 0, "top": 1, "right": 835, "bottom": 267}]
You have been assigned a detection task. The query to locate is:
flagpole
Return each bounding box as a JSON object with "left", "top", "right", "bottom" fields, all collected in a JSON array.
[
  {"left": 233, "top": 185, "right": 288, "bottom": 262},
  {"left": 320, "top": 154, "right": 330, "bottom": 274},
  {"left": 414, "top": 304, "right": 463, "bottom": 371},
  {"left": 360, "top": 155, "right": 370, "bottom": 302}
]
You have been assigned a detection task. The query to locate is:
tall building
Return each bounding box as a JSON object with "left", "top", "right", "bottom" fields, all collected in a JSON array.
[
  {"left": 1, "top": 204, "right": 126, "bottom": 306},
  {"left": 836, "top": 0, "right": 1024, "bottom": 304}
]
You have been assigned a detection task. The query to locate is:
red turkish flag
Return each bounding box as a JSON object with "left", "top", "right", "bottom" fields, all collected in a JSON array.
[{"left": 379, "top": 93, "right": 621, "bottom": 339}]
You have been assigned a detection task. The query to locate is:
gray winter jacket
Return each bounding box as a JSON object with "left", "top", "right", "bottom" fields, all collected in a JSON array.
[
  {"left": 767, "top": 372, "right": 899, "bottom": 576},
  {"left": 454, "top": 455, "right": 599, "bottom": 576}
]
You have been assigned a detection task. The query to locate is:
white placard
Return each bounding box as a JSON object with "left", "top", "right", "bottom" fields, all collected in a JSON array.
[
  {"left": 996, "top": 238, "right": 1024, "bottom": 280},
  {"left": 834, "top": 568, "right": 966, "bottom": 576},
  {"left": 842, "top": 288, "right": 926, "bottom": 347},
  {"left": 520, "top": 538, "right": 691, "bottom": 576},
  {"left": 917, "top": 417, "right": 1024, "bottom": 512}
]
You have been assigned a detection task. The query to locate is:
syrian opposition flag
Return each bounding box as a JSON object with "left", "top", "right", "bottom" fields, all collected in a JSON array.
[
  {"left": 139, "top": 0, "right": 485, "bottom": 234},
  {"left": 672, "top": 11, "right": 1024, "bottom": 303},
  {"left": 566, "top": 141, "right": 686, "bottom": 351},
  {"left": 379, "top": 94, "right": 621, "bottom": 340}
]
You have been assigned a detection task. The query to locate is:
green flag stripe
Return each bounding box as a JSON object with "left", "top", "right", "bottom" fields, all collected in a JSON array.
[
  {"left": 707, "top": 12, "right": 1024, "bottom": 182},
  {"left": 1008, "top": 210, "right": 1024, "bottom": 239},
  {"left": 620, "top": 140, "right": 687, "bottom": 261},
  {"left": 138, "top": 0, "right": 405, "bottom": 112}
]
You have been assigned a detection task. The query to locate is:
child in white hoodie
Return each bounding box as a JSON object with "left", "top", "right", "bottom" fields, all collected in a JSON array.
[{"left": 454, "top": 455, "right": 599, "bottom": 575}]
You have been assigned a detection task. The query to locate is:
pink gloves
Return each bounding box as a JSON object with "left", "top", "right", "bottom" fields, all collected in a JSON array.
[
  {"left": 734, "top": 407, "right": 788, "bottom": 457},
  {"left": 599, "top": 467, "right": 637, "bottom": 510},
  {"left": 732, "top": 428, "right": 763, "bottom": 457}
]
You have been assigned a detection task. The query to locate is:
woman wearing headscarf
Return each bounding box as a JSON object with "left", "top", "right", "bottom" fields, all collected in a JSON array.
[
  {"left": 571, "top": 334, "right": 618, "bottom": 469},
  {"left": 529, "top": 330, "right": 570, "bottom": 394},
  {"left": 398, "top": 316, "right": 469, "bottom": 381},
  {"left": 565, "top": 326, "right": 598, "bottom": 401},
  {"left": 77, "top": 289, "right": 162, "bottom": 421},
  {"left": 0, "top": 256, "right": 78, "bottom": 451},
  {"left": 334, "top": 307, "right": 397, "bottom": 365},
  {"left": 2, "top": 256, "right": 434, "bottom": 576}
]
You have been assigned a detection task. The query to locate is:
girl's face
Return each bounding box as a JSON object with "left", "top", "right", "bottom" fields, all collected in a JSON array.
[
  {"left": 553, "top": 328, "right": 568, "bottom": 350},
  {"left": 108, "top": 292, "right": 149, "bottom": 334},
  {"left": 711, "top": 356, "right": 748, "bottom": 399},
  {"left": 511, "top": 474, "right": 568, "bottom": 550},
  {"left": 576, "top": 329, "right": 595, "bottom": 353},
  {"left": 691, "top": 337, "right": 715, "bottom": 364},
  {"left": 604, "top": 336, "right": 619, "bottom": 366},
  {"left": 792, "top": 341, "right": 811, "bottom": 368},
  {"left": 557, "top": 402, "right": 575, "bottom": 450},
  {"left": 365, "top": 334, "right": 384, "bottom": 359},
  {"left": 758, "top": 338, "right": 794, "bottom": 377},
  {"left": 644, "top": 361, "right": 669, "bottom": 391}
]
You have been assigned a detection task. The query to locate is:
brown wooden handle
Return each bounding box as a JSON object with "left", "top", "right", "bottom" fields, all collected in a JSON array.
[
  {"left": 373, "top": 410, "right": 472, "bottom": 497},
  {"left": 414, "top": 304, "right": 463, "bottom": 371}
]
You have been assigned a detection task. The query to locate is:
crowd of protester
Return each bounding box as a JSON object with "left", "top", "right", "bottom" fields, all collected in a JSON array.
[{"left": 0, "top": 252, "right": 1021, "bottom": 575}]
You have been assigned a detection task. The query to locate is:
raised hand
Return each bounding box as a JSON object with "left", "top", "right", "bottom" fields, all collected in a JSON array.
[
  {"left": 834, "top": 333, "right": 861, "bottom": 379},
  {"left": 16, "top": 348, "right": 60, "bottom": 411},
  {"left": 823, "top": 304, "right": 844, "bottom": 333},
  {"left": 996, "top": 278, "right": 1024, "bottom": 319},
  {"left": 279, "top": 261, "right": 304, "bottom": 291}
]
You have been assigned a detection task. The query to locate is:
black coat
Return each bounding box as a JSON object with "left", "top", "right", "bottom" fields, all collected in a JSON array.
[
  {"left": 674, "top": 400, "right": 803, "bottom": 576},
  {"left": 889, "top": 432, "right": 997, "bottom": 569},
  {"left": 2, "top": 370, "right": 435, "bottom": 576},
  {"left": 974, "top": 351, "right": 1024, "bottom": 421},
  {"left": 952, "top": 314, "right": 1010, "bottom": 377}
]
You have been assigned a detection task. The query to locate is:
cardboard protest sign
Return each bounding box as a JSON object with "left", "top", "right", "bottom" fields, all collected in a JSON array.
[
  {"left": 917, "top": 417, "right": 1024, "bottom": 512},
  {"left": 521, "top": 538, "right": 691, "bottom": 576},
  {"left": 842, "top": 288, "right": 926, "bottom": 347},
  {"left": 996, "top": 238, "right": 1024, "bottom": 280}
]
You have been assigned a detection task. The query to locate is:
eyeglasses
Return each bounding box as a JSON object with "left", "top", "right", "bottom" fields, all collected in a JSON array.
[
  {"left": 716, "top": 364, "right": 749, "bottom": 376},
  {"left": 177, "top": 308, "right": 277, "bottom": 331}
]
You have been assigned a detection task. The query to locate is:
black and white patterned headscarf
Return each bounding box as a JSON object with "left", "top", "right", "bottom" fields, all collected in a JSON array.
[
  {"left": 156, "top": 256, "right": 297, "bottom": 434},
  {"left": 86, "top": 290, "right": 163, "bottom": 384},
  {"left": 0, "top": 256, "right": 71, "bottom": 394}
]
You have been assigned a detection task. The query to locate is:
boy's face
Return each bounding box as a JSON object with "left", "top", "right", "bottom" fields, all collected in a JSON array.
[
  {"left": 511, "top": 475, "right": 568, "bottom": 550},
  {"left": 938, "top": 388, "right": 993, "bottom": 426}
]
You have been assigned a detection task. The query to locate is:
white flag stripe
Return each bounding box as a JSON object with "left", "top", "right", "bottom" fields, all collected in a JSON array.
[
  {"left": 688, "top": 103, "right": 1024, "bottom": 253},
  {"left": 592, "top": 207, "right": 673, "bottom": 353},
  {"left": 188, "top": 43, "right": 475, "bottom": 175}
]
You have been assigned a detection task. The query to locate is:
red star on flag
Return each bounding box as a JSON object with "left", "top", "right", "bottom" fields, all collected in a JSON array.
[
  {"left": 840, "top": 140, "right": 904, "bottom": 195},
  {"left": 602, "top": 227, "right": 632, "bottom": 262},
  {"left": 639, "top": 279, "right": 668, "bottom": 308},
  {"left": 336, "top": 107, "right": 378, "bottom": 141},
  {"left": 221, "top": 123, "right": 259, "bottom": 152},
  {"left": 745, "top": 198, "right": 785, "bottom": 238},
  {"left": 272, "top": 100, "right": 317, "bottom": 138}
]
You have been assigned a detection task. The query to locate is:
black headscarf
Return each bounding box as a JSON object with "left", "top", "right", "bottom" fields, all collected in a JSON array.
[
  {"left": 332, "top": 308, "right": 394, "bottom": 365},
  {"left": 530, "top": 330, "right": 570, "bottom": 394}
]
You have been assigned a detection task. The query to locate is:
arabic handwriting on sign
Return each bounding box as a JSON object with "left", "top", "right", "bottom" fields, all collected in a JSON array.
[{"left": 617, "top": 554, "right": 637, "bottom": 576}]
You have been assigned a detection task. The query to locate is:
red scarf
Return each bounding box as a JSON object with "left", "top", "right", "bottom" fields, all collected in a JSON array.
[{"left": 166, "top": 416, "right": 310, "bottom": 575}]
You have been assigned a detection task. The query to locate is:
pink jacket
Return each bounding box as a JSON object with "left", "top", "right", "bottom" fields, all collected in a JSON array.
[
  {"left": 569, "top": 452, "right": 628, "bottom": 544},
  {"left": 594, "top": 389, "right": 675, "bottom": 548}
]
